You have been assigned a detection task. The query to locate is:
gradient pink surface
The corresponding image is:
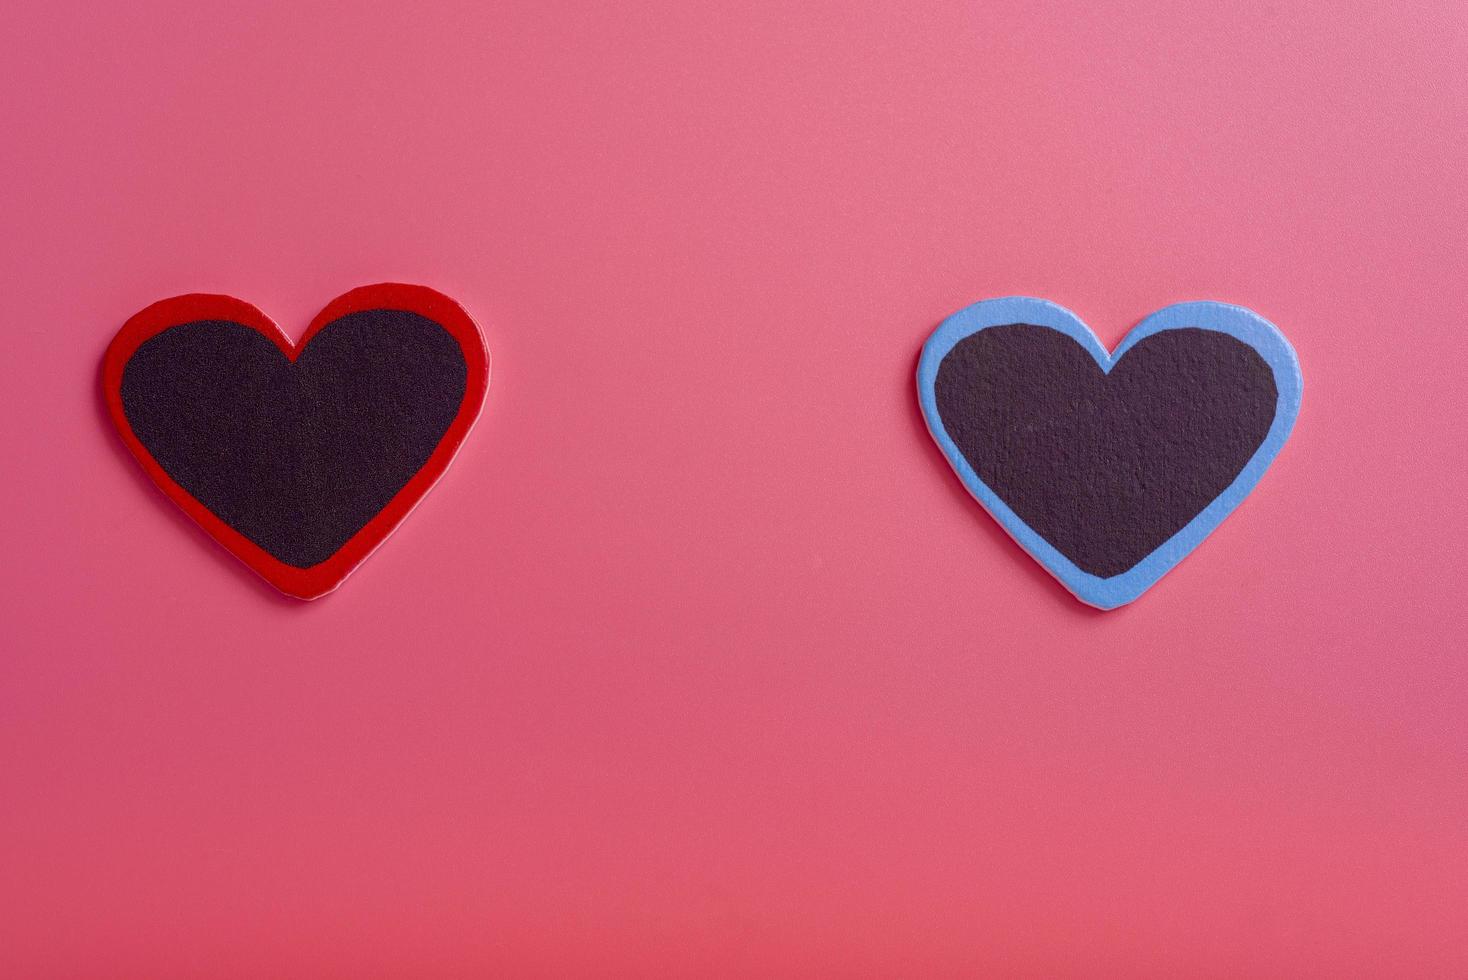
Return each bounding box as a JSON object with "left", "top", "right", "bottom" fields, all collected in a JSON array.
[{"left": 2, "top": 1, "right": 1466, "bottom": 975}]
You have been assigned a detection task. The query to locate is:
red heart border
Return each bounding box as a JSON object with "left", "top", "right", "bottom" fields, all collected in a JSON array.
[{"left": 102, "top": 283, "right": 491, "bottom": 600}]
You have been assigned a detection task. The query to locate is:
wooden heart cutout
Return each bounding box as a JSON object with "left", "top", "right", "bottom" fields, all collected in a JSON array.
[
  {"left": 103, "top": 283, "right": 490, "bottom": 599},
  {"left": 917, "top": 298, "right": 1301, "bottom": 609}
]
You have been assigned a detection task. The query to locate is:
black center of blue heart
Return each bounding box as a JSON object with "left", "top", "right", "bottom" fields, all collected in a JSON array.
[{"left": 934, "top": 324, "right": 1277, "bottom": 578}]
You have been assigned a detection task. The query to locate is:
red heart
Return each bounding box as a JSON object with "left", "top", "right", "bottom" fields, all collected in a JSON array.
[{"left": 102, "top": 283, "right": 490, "bottom": 599}]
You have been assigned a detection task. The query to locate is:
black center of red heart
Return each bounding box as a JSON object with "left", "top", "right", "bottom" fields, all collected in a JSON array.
[{"left": 119, "top": 310, "right": 467, "bottom": 568}]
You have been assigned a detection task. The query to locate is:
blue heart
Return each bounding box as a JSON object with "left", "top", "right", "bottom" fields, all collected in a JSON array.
[{"left": 917, "top": 298, "right": 1302, "bottom": 609}]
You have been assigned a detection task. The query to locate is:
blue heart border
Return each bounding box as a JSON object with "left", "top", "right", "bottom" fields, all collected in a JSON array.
[{"left": 917, "top": 298, "right": 1303, "bottom": 610}]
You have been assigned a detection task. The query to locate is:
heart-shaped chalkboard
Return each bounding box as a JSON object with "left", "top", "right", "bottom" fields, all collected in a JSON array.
[
  {"left": 917, "top": 298, "right": 1300, "bottom": 609},
  {"left": 103, "top": 284, "right": 490, "bottom": 599}
]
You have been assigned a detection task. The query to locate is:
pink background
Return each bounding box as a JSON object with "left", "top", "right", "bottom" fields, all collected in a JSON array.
[{"left": 3, "top": 0, "right": 1466, "bottom": 975}]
